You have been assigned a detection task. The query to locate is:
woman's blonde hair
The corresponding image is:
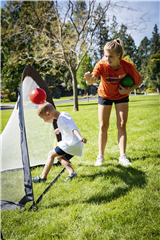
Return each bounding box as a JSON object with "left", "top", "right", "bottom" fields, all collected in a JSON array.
[{"left": 104, "top": 39, "right": 124, "bottom": 59}]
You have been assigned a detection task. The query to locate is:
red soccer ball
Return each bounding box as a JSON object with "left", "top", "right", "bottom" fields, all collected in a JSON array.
[{"left": 30, "top": 88, "right": 47, "bottom": 105}]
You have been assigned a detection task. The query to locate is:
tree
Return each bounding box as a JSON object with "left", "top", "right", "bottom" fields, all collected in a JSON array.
[
  {"left": 117, "top": 24, "right": 137, "bottom": 60},
  {"left": 118, "top": 24, "right": 128, "bottom": 47},
  {"left": 145, "top": 53, "right": 160, "bottom": 93},
  {"left": 150, "top": 24, "right": 160, "bottom": 55},
  {"left": 124, "top": 55, "right": 136, "bottom": 68},
  {"left": 110, "top": 21, "right": 137, "bottom": 62},
  {"left": 109, "top": 15, "right": 119, "bottom": 40},
  {"left": 137, "top": 25, "right": 160, "bottom": 82},
  {"left": 136, "top": 37, "right": 150, "bottom": 71},
  {"left": 1, "top": 1, "right": 58, "bottom": 100},
  {"left": 56, "top": 0, "right": 111, "bottom": 111},
  {"left": 93, "top": 3, "right": 110, "bottom": 60},
  {"left": 124, "top": 35, "right": 137, "bottom": 61},
  {"left": 77, "top": 52, "right": 93, "bottom": 92}
]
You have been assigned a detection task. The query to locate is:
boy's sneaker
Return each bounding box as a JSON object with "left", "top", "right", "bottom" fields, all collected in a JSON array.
[
  {"left": 119, "top": 154, "right": 132, "bottom": 166},
  {"left": 65, "top": 172, "right": 78, "bottom": 181},
  {"left": 32, "top": 175, "right": 47, "bottom": 183},
  {"left": 94, "top": 154, "right": 104, "bottom": 166}
]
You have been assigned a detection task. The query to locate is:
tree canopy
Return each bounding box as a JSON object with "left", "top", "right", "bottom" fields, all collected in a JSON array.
[{"left": 145, "top": 53, "right": 160, "bottom": 92}]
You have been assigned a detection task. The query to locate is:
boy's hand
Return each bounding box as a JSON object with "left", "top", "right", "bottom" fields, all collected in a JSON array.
[
  {"left": 80, "top": 137, "right": 87, "bottom": 144},
  {"left": 72, "top": 129, "right": 87, "bottom": 143},
  {"left": 54, "top": 128, "right": 61, "bottom": 134}
]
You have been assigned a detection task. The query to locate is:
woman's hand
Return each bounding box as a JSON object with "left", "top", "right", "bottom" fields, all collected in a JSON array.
[
  {"left": 118, "top": 84, "right": 130, "bottom": 95},
  {"left": 83, "top": 72, "right": 95, "bottom": 85}
]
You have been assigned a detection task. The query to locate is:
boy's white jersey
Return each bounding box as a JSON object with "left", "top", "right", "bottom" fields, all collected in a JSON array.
[{"left": 57, "top": 112, "right": 83, "bottom": 156}]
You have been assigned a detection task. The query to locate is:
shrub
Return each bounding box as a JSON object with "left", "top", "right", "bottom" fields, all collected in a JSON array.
[
  {"left": 146, "top": 88, "right": 157, "bottom": 93},
  {"left": 8, "top": 91, "right": 17, "bottom": 102}
]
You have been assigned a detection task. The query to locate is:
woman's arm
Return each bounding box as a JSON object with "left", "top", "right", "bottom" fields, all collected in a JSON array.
[
  {"left": 118, "top": 79, "right": 143, "bottom": 95},
  {"left": 83, "top": 72, "right": 97, "bottom": 85}
]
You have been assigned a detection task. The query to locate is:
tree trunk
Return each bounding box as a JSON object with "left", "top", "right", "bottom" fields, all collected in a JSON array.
[
  {"left": 87, "top": 89, "right": 89, "bottom": 102},
  {"left": 72, "top": 70, "right": 79, "bottom": 111}
]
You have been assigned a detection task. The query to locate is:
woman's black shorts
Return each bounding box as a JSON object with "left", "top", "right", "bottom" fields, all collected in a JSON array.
[{"left": 98, "top": 96, "right": 129, "bottom": 106}]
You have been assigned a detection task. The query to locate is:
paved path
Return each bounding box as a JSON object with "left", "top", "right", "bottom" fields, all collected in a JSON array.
[
  {"left": 1, "top": 97, "right": 98, "bottom": 110},
  {"left": 55, "top": 97, "right": 98, "bottom": 105},
  {"left": 1, "top": 104, "right": 16, "bottom": 110}
]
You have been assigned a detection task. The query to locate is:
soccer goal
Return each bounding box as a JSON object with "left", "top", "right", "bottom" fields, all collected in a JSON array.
[{"left": 0, "top": 66, "right": 61, "bottom": 210}]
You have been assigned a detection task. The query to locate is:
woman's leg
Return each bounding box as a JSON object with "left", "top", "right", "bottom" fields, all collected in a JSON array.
[
  {"left": 115, "top": 102, "right": 128, "bottom": 156},
  {"left": 98, "top": 104, "right": 112, "bottom": 156}
]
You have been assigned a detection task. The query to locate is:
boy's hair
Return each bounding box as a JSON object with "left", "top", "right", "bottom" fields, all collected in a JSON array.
[
  {"left": 104, "top": 39, "right": 124, "bottom": 59},
  {"left": 37, "top": 102, "right": 54, "bottom": 116}
]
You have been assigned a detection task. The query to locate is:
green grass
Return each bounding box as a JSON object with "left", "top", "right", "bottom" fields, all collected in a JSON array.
[
  {"left": 1, "top": 95, "right": 160, "bottom": 240},
  {"left": 1, "top": 109, "right": 13, "bottom": 133}
]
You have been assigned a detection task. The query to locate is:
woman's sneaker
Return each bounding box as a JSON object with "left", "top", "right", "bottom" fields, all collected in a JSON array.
[
  {"left": 119, "top": 154, "right": 131, "bottom": 166},
  {"left": 94, "top": 154, "right": 104, "bottom": 166}
]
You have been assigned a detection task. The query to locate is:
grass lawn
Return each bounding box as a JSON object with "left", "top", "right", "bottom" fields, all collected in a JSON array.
[
  {"left": 1, "top": 109, "right": 13, "bottom": 133},
  {"left": 1, "top": 95, "right": 160, "bottom": 240}
]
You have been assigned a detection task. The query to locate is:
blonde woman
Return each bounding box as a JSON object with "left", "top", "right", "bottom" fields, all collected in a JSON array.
[{"left": 84, "top": 39, "right": 142, "bottom": 166}]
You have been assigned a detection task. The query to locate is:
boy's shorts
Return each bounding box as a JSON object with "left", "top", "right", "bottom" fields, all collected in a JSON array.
[
  {"left": 55, "top": 146, "right": 73, "bottom": 161},
  {"left": 98, "top": 96, "right": 129, "bottom": 106}
]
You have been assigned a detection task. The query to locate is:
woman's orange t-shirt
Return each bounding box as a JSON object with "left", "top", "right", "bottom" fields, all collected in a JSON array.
[{"left": 92, "top": 58, "right": 142, "bottom": 100}]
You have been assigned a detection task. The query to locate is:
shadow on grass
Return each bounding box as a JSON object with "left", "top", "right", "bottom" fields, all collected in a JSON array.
[
  {"left": 81, "top": 165, "right": 146, "bottom": 205},
  {"left": 128, "top": 154, "right": 160, "bottom": 162},
  {"left": 43, "top": 165, "right": 146, "bottom": 209},
  {"left": 79, "top": 102, "right": 98, "bottom": 107}
]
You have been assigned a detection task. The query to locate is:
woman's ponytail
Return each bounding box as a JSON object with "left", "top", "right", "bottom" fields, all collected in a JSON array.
[{"left": 104, "top": 38, "right": 124, "bottom": 59}]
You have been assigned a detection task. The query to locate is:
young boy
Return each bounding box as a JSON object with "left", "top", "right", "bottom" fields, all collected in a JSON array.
[{"left": 32, "top": 102, "right": 87, "bottom": 182}]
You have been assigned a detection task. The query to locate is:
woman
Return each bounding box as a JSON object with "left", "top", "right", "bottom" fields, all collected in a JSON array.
[{"left": 84, "top": 39, "right": 142, "bottom": 166}]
